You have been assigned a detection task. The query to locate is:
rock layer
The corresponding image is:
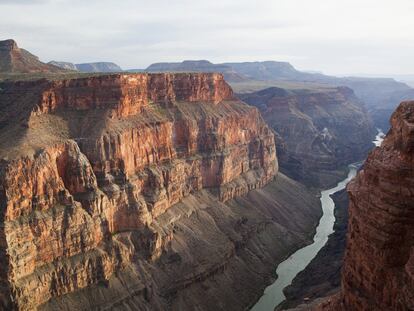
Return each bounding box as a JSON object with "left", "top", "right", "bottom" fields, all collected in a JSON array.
[
  {"left": 0, "top": 72, "right": 278, "bottom": 310},
  {"left": 240, "top": 86, "right": 375, "bottom": 187},
  {"left": 317, "top": 101, "right": 414, "bottom": 310}
]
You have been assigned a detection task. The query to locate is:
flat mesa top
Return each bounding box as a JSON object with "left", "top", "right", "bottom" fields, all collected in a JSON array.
[{"left": 0, "top": 71, "right": 227, "bottom": 83}]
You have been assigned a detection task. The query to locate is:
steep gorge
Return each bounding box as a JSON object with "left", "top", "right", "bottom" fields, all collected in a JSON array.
[{"left": 308, "top": 101, "right": 414, "bottom": 310}]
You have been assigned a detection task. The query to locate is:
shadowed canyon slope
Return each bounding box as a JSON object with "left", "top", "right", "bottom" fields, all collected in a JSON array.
[
  {"left": 0, "top": 72, "right": 323, "bottom": 310},
  {"left": 311, "top": 101, "right": 414, "bottom": 310},
  {"left": 240, "top": 86, "right": 375, "bottom": 187}
]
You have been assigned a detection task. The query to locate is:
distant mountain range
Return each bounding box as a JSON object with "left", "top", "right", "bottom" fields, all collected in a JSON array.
[
  {"left": 140, "top": 60, "right": 246, "bottom": 82},
  {"left": 129, "top": 60, "right": 305, "bottom": 82},
  {"left": 49, "top": 61, "right": 122, "bottom": 72}
]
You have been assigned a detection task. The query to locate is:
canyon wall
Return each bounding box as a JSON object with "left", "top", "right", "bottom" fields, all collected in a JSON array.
[
  {"left": 240, "top": 86, "right": 375, "bottom": 188},
  {"left": 0, "top": 72, "right": 292, "bottom": 310},
  {"left": 314, "top": 101, "right": 414, "bottom": 310}
]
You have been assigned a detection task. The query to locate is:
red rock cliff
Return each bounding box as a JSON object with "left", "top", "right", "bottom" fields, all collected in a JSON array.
[
  {"left": 0, "top": 72, "right": 276, "bottom": 310},
  {"left": 6, "top": 72, "right": 234, "bottom": 118},
  {"left": 317, "top": 101, "right": 414, "bottom": 310}
]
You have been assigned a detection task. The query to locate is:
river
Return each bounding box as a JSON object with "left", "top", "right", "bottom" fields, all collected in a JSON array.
[
  {"left": 250, "top": 165, "right": 358, "bottom": 311},
  {"left": 251, "top": 128, "right": 386, "bottom": 311}
]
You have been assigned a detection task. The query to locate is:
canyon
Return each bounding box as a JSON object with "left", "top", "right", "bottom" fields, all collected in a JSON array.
[
  {"left": 260, "top": 102, "right": 414, "bottom": 311},
  {"left": 284, "top": 101, "right": 414, "bottom": 311},
  {"left": 317, "top": 100, "right": 414, "bottom": 310},
  {"left": 0, "top": 72, "right": 324, "bottom": 310},
  {"left": 279, "top": 131, "right": 384, "bottom": 309},
  {"left": 1, "top": 38, "right": 413, "bottom": 311}
]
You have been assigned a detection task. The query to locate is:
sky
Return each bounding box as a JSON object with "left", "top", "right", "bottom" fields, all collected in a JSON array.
[{"left": 1, "top": 0, "right": 413, "bottom": 75}]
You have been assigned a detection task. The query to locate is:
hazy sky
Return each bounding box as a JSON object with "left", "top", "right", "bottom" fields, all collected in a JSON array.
[{"left": 1, "top": 0, "right": 413, "bottom": 75}]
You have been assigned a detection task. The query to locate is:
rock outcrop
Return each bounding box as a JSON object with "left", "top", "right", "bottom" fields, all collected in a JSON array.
[
  {"left": 0, "top": 72, "right": 286, "bottom": 310},
  {"left": 240, "top": 86, "right": 375, "bottom": 187},
  {"left": 316, "top": 101, "right": 414, "bottom": 310},
  {"left": 0, "top": 39, "right": 65, "bottom": 73}
]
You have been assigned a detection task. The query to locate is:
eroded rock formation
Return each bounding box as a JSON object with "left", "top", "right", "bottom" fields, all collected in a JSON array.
[
  {"left": 0, "top": 72, "right": 288, "bottom": 310},
  {"left": 315, "top": 101, "right": 414, "bottom": 310},
  {"left": 240, "top": 86, "right": 375, "bottom": 187}
]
